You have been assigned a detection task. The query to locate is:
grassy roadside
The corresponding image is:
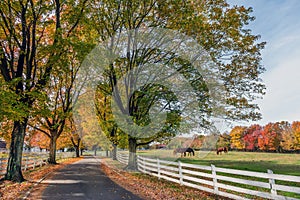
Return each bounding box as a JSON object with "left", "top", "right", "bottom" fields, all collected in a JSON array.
[{"left": 0, "top": 157, "right": 82, "bottom": 200}]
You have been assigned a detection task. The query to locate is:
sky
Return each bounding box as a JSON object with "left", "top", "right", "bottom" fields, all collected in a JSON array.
[{"left": 227, "top": 0, "right": 300, "bottom": 126}]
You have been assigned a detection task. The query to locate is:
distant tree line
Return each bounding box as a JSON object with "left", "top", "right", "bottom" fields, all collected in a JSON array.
[
  {"left": 185, "top": 121, "right": 300, "bottom": 153},
  {"left": 229, "top": 121, "right": 300, "bottom": 152}
]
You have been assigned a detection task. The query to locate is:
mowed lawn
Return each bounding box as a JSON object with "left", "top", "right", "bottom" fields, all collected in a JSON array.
[{"left": 137, "top": 150, "right": 300, "bottom": 176}]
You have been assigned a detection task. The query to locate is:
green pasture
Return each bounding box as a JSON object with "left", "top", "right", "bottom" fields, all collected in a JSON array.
[
  {"left": 137, "top": 150, "right": 300, "bottom": 176},
  {"left": 137, "top": 150, "right": 300, "bottom": 198}
]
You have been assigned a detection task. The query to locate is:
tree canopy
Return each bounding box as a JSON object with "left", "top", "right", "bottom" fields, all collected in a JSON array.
[{"left": 74, "top": 0, "right": 266, "bottom": 169}]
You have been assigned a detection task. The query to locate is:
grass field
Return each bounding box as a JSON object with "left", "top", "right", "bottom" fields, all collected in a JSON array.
[{"left": 137, "top": 150, "right": 300, "bottom": 176}]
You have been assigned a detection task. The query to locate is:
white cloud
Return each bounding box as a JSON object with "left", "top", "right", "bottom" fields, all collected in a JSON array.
[{"left": 257, "top": 50, "right": 300, "bottom": 124}]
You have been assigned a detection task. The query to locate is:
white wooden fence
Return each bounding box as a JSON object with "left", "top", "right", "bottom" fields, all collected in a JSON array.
[
  {"left": 116, "top": 152, "right": 300, "bottom": 200},
  {"left": 116, "top": 151, "right": 129, "bottom": 165},
  {"left": 0, "top": 152, "right": 74, "bottom": 178}
]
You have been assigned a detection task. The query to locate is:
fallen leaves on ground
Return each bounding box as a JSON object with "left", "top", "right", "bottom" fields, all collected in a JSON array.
[
  {"left": 101, "top": 158, "right": 228, "bottom": 200},
  {"left": 0, "top": 157, "right": 82, "bottom": 200}
]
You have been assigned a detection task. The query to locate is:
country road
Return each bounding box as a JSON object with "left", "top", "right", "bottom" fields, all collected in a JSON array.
[{"left": 40, "top": 156, "right": 143, "bottom": 200}]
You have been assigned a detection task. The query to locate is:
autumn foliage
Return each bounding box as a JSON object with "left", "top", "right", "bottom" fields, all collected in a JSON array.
[
  {"left": 243, "top": 124, "right": 262, "bottom": 151},
  {"left": 229, "top": 121, "right": 300, "bottom": 152},
  {"left": 28, "top": 130, "right": 73, "bottom": 151}
]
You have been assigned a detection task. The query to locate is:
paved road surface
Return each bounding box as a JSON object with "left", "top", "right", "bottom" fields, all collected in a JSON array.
[{"left": 42, "top": 156, "right": 143, "bottom": 200}]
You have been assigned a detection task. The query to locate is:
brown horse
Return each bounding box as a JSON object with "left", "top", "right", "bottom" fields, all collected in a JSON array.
[
  {"left": 173, "top": 148, "right": 195, "bottom": 157},
  {"left": 216, "top": 147, "right": 228, "bottom": 155}
]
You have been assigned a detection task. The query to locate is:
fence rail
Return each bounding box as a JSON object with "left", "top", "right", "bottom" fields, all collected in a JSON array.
[
  {"left": 0, "top": 152, "right": 74, "bottom": 178},
  {"left": 116, "top": 152, "right": 129, "bottom": 165},
  {"left": 116, "top": 152, "right": 300, "bottom": 200}
]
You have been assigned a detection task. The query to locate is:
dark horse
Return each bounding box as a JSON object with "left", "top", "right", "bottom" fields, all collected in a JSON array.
[
  {"left": 216, "top": 147, "right": 228, "bottom": 155},
  {"left": 173, "top": 147, "right": 195, "bottom": 157}
]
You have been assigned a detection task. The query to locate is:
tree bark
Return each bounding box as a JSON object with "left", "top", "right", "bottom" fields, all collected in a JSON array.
[
  {"left": 112, "top": 144, "right": 117, "bottom": 160},
  {"left": 48, "top": 135, "right": 58, "bottom": 164},
  {"left": 71, "top": 137, "right": 81, "bottom": 157},
  {"left": 127, "top": 137, "right": 137, "bottom": 170},
  {"left": 77, "top": 138, "right": 82, "bottom": 157},
  {"left": 75, "top": 146, "right": 80, "bottom": 157},
  {"left": 5, "top": 120, "right": 27, "bottom": 182},
  {"left": 94, "top": 146, "right": 97, "bottom": 156}
]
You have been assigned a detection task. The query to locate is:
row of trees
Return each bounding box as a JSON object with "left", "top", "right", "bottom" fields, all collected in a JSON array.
[
  {"left": 1, "top": 0, "right": 266, "bottom": 182},
  {"left": 26, "top": 120, "right": 300, "bottom": 153},
  {"left": 229, "top": 121, "right": 300, "bottom": 152},
  {"left": 0, "top": 0, "right": 95, "bottom": 182},
  {"left": 178, "top": 121, "right": 300, "bottom": 152}
]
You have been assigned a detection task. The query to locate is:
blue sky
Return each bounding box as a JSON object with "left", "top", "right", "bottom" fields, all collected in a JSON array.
[{"left": 228, "top": 0, "right": 300, "bottom": 126}]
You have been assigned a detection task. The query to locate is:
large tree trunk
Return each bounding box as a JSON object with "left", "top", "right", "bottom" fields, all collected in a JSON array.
[
  {"left": 75, "top": 146, "right": 80, "bottom": 157},
  {"left": 49, "top": 135, "right": 58, "bottom": 164},
  {"left": 77, "top": 138, "right": 81, "bottom": 157},
  {"left": 112, "top": 144, "right": 117, "bottom": 160},
  {"left": 127, "top": 137, "right": 137, "bottom": 170},
  {"left": 5, "top": 120, "right": 27, "bottom": 182},
  {"left": 71, "top": 137, "right": 81, "bottom": 157}
]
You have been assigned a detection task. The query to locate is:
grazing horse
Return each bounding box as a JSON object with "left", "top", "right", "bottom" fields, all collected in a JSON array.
[
  {"left": 216, "top": 147, "right": 228, "bottom": 155},
  {"left": 173, "top": 147, "right": 195, "bottom": 157}
]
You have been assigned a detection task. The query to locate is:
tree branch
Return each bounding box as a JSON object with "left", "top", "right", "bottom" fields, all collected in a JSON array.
[{"left": 28, "top": 124, "right": 51, "bottom": 138}]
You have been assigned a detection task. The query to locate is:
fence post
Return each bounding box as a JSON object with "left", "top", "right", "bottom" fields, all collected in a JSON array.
[
  {"left": 137, "top": 155, "right": 139, "bottom": 171},
  {"left": 268, "top": 169, "right": 277, "bottom": 196},
  {"left": 211, "top": 164, "right": 219, "bottom": 195},
  {"left": 24, "top": 158, "right": 28, "bottom": 171},
  {"left": 0, "top": 158, "right": 3, "bottom": 174},
  {"left": 178, "top": 161, "right": 183, "bottom": 185},
  {"left": 137, "top": 156, "right": 142, "bottom": 172},
  {"left": 157, "top": 158, "right": 161, "bottom": 179},
  {"left": 142, "top": 157, "right": 146, "bottom": 173}
]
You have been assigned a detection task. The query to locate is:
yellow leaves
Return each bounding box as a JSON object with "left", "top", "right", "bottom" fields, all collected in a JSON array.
[
  {"left": 57, "top": 131, "right": 73, "bottom": 149},
  {"left": 229, "top": 126, "right": 246, "bottom": 150},
  {"left": 281, "top": 129, "right": 296, "bottom": 151},
  {"left": 0, "top": 120, "right": 13, "bottom": 147},
  {"left": 292, "top": 121, "right": 300, "bottom": 150}
]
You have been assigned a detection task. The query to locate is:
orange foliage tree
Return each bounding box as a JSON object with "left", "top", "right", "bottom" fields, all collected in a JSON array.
[
  {"left": 258, "top": 121, "right": 289, "bottom": 152},
  {"left": 190, "top": 135, "right": 205, "bottom": 149},
  {"left": 29, "top": 130, "right": 50, "bottom": 150},
  {"left": 29, "top": 130, "right": 72, "bottom": 151}
]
